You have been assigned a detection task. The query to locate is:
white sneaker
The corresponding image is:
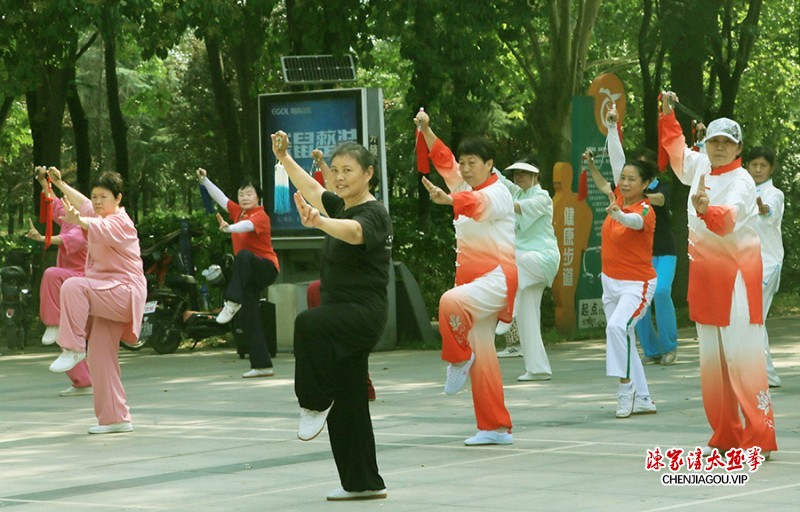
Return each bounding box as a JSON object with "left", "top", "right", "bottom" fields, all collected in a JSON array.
[
  {"left": 495, "top": 321, "right": 512, "bottom": 335},
  {"left": 464, "top": 430, "right": 513, "bottom": 446},
  {"left": 215, "top": 301, "right": 242, "bottom": 324},
  {"left": 242, "top": 368, "right": 274, "bottom": 378},
  {"left": 49, "top": 350, "right": 86, "bottom": 372},
  {"left": 444, "top": 353, "right": 475, "bottom": 395},
  {"left": 496, "top": 345, "right": 523, "bottom": 358},
  {"left": 517, "top": 372, "right": 551, "bottom": 382},
  {"left": 88, "top": 422, "right": 133, "bottom": 434},
  {"left": 615, "top": 386, "right": 636, "bottom": 418},
  {"left": 298, "top": 402, "right": 334, "bottom": 441},
  {"left": 632, "top": 395, "right": 657, "bottom": 414},
  {"left": 326, "top": 487, "right": 387, "bottom": 501},
  {"left": 59, "top": 386, "right": 92, "bottom": 397},
  {"left": 41, "top": 326, "right": 59, "bottom": 345}
]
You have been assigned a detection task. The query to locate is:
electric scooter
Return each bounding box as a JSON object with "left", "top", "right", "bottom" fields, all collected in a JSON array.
[
  {"left": 139, "top": 219, "right": 276, "bottom": 356},
  {"left": 0, "top": 248, "right": 34, "bottom": 350}
]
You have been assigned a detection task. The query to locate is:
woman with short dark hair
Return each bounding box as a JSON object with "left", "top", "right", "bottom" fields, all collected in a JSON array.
[
  {"left": 272, "top": 131, "right": 391, "bottom": 502},
  {"left": 46, "top": 167, "right": 147, "bottom": 434}
]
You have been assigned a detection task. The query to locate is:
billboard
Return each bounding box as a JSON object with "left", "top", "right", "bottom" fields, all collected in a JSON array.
[{"left": 259, "top": 88, "right": 387, "bottom": 238}]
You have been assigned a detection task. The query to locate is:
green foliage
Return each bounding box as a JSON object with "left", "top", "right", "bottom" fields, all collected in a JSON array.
[
  {"left": 390, "top": 195, "right": 455, "bottom": 320},
  {"left": 136, "top": 208, "right": 231, "bottom": 277}
]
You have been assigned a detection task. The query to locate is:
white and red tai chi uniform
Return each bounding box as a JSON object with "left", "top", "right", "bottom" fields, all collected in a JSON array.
[
  {"left": 429, "top": 138, "right": 518, "bottom": 432},
  {"left": 660, "top": 113, "right": 776, "bottom": 452}
]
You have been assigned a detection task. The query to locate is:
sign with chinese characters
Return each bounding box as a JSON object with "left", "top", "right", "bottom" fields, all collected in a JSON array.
[
  {"left": 551, "top": 74, "right": 626, "bottom": 333},
  {"left": 259, "top": 88, "right": 388, "bottom": 237},
  {"left": 578, "top": 298, "right": 605, "bottom": 329}
]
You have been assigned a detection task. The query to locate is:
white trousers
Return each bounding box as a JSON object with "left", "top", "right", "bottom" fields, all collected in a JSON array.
[
  {"left": 762, "top": 269, "right": 781, "bottom": 386},
  {"left": 515, "top": 250, "right": 551, "bottom": 375},
  {"left": 697, "top": 272, "right": 776, "bottom": 451},
  {"left": 601, "top": 274, "right": 656, "bottom": 397}
]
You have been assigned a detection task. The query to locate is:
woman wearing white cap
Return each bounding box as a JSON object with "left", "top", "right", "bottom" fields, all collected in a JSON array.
[
  {"left": 492, "top": 158, "right": 560, "bottom": 381},
  {"left": 660, "top": 92, "right": 776, "bottom": 457}
]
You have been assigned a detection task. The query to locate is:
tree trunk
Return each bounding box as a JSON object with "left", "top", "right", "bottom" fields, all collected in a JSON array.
[
  {"left": 662, "top": 0, "right": 717, "bottom": 307},
  {"left": 26, "top": 66, "right": 69, "bottom": 217},
  {"left": 404, "top": 0, "right": 438, "bottom": 229},
  {"left": 638, "top": 0, "right": 665, "bottom": 151},
  {"left": 232, "top": 41, "right": 259, "bottom": 181},
  {"left": 0, "top": 95, "right": 14, "bottom": 132},
  {"left": 66, "top": 67, "right": 92, "bottom": 194},
  {"left": 205, "top": 34, "right": 243, "bottom": 193},
  {"left": 101, "top": 5, "right": 130, "bottom": 200}
]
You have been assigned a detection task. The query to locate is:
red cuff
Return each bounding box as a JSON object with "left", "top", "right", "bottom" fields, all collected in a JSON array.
[
  {"left": 452, "top": 191, "right": 478, "bottom": 218},
  {"left": 698, "top": 205, "right": 736, "bottom": 236}
]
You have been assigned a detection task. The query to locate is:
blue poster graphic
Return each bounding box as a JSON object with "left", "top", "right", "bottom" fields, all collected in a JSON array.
[{"left": 260, "top": 91, "right": 363, "bottom": 234}]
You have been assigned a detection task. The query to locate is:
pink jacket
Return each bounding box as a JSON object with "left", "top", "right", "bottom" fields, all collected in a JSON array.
[
  {"left": 80, "top": 200, "right": 147, "bottom": 342},
  {"left": 53, "top": 199, "right": 88, "bottom": 273}
]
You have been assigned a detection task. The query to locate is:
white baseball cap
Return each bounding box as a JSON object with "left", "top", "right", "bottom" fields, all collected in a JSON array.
[
  {"left": 505, "top": 162, "right": 540, "bottom": 174},
  {"left": 703, "top": 117, "right": 743, "bottom": 144}
]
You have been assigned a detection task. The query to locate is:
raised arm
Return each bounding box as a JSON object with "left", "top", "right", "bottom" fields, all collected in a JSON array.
[
  {"left": 311, "top": 149, "right": 333, "bottom": 192},
  {"left": 196, "top": 167, "right": 230, "bottom": 209},
  {"left": 47, "top": 167, "right": 89, "bottom": 208},
  {"left": 414, "top": 110, "right": 464, "bottom": 192},
  {"left": 605, "top": 106, "right": 624, "bottom": 185},
  {"left": 583, "top": 149, "right": 613, "bottom": 197},
  {"left": 272, "top": 131, "right": 327, "bottom": 215}
]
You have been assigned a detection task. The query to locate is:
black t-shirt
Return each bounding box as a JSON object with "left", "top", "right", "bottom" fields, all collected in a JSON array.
[
  {"left": 320, "top": 192, "right": 393, "bottom": 309},
  {"left": 647, "top": 178, "right": 677, "bottom": 256}
]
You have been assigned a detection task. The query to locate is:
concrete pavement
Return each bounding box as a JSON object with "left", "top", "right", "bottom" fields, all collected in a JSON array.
[{"left": 1, "top": 317, "right": 798, "bottom": 511}]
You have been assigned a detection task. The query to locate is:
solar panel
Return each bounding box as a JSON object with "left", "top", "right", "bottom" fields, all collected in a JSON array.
[{"left": 280, "top": 55, "right": 357, "bottom": 84}]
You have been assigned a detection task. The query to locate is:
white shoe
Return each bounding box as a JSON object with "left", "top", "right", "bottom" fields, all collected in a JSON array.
[
  {"left": 768, "top": 375, "right": 782, "bottom": 388},
  {"left": 88, "top": 422, "right": 133, "bottom": 434},
  {"left": 464, "top": 430, "right": 513, "bottom": 446},
  {"left": 49, "top": 350, "right": 86, "bottom": 372},
  {"left": 615, "top": 386, "right": 636, "bottom": 418},
  {"left": 495, "top": 321, "right": 512, "bottom": 336},
  {"left": 517, "top": 372, "right": 551, "bottom": 382},
  {"left": 41, "top": 326, "right": 59, "bottom": 346},
  {"left": 215, "top": 301, "right": 241, "bottom": 324},
  {"left": 444, "top": 353, "right": 475, "bottom": 395},
  {"left": 242, "top": 368, "right": 274, "bottom": 378},
  {"left": 298, "top": 402, "right": 334, "bottom": 441},
  {"left": 496, "top": 345, "right": 523, "bottom": 358},
  {"left": 59, "top": 386, "right": 92, "bottom": 397},
  {"left": 326, "top": 487, "right": 387, "bottom": 501},
  {"left": 632, "top": 395, "right": 657, "bottom": 414}
]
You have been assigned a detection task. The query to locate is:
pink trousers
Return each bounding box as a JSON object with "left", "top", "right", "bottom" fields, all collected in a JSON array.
[
  {"left": 41, "top": 267, "right": 91, "bottom": 388},
  {"left": 57, "top": 277, "right": 134, "bottom": 425}
]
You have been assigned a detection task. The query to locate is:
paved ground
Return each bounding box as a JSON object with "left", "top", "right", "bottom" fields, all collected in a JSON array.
[{"left": 1, "top": 317, "right": 798, "bottom": 512}]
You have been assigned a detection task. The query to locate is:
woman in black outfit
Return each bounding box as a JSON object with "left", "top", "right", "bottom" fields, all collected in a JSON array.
[{"left": 271, "top": 131, "right": 392, "bottom": 502}]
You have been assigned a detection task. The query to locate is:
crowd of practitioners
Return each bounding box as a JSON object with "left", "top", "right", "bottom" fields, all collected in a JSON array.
[{"left": 28, "top": 89, "right": 784, "bottom": 501}]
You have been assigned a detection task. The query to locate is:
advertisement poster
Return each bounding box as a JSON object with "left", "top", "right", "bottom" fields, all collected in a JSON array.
[{"left": 259, "top": 89, "right": 363, "bottom": 235}]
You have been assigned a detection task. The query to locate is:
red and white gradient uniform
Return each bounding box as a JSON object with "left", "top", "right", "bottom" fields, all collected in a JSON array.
[
  {"left": 660, "top": 113, "right": 776, "bottom": 452},
  {"left": 429, "top": 138, "right": 518, "bottom": 432}
]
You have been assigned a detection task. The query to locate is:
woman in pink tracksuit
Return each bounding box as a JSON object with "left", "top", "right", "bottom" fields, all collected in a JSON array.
[
  {"left": 26, "top": 167, "right": 91, "bottom": 396},
  {"left": 46, "top": 168, "right": 147, "bottom": 435}
]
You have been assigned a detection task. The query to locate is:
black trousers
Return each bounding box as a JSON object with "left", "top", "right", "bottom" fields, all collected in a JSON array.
[
  {"left": 225, "top": 250, "right": 278, "bottom": 369},
  {"left": 294, "top": 302, "right": 386, "bottom": 492}
]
